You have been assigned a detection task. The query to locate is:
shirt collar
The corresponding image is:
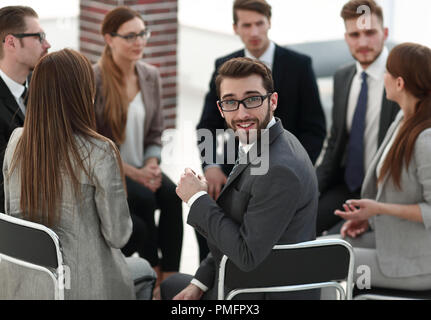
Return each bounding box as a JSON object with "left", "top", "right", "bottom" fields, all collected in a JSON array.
[
  {"left": 239, "top": 117, "right": 276, "bottom": 153},
  {"left": 245, "top": 41, "right": 276, "bottom": 70},
  {"left": 356, "top": 46, "right": 388, "bottom": 81},
  {"left": 0, "top": 68, "right": 27, "bottom": 100}
]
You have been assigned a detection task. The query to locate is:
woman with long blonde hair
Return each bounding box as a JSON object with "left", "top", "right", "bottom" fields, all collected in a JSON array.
[
  {"left": 94, "top": 7, "right": 183, "bottom": 292},
  {"left": 1, "top": 49, "right": 155, "bottom": 299}
]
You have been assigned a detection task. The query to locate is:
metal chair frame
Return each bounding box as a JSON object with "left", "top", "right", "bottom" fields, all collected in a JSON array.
[
  {"left": 0, "top": 213, "right": 65, "bottom": 300},
  {"left": 218, "top": 239, "right": 354, "bottom": 300}
]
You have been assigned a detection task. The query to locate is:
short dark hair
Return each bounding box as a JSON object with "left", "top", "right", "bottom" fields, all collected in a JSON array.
[
  {"left": 0, "top": 6, "right": 38, "bottom": 59},
  {"left": 233, "top": 0, "right": 272, "bottom": 25},
  {"left": 341, "top": 0, "right": 384, "bottom": 25},
  {"left": 215, "top": 57, "right": 274, "bottom": 98}
]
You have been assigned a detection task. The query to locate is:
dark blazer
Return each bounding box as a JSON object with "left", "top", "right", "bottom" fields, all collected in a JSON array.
[
  {"left": 316, "top": 63, "right": 399, "bottom": 194},
  {"left": 197, "top": 44, "right": 326, "bottom": 171},
  {"left": 189, "top": 119, "right": 319, "bottom": 299},
  {"left": 0, "top": 76, "right": 25, "bottom": 213}
]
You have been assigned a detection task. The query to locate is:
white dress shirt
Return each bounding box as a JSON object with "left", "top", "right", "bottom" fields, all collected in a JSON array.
[
  {"left": 376, "top": 118, "right": 402, "bottom": 178},
  {"left": 120, "top": 92, "right": 146, "bottom": 168},
  {"left": 346, "top": 47, "right": 388, "bottom": 172},
  {"left": 245, "top": 41, "right": 276, "bottom": 70},
  {"left": 0, "top": 68, "right": 27, "bottom": 115}
]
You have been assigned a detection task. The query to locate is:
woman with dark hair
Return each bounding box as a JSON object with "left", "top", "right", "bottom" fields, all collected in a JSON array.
[
  {"left": 333, "top": 43, "right": 431, "bottom": 290},
  {"left": 94, "top": 6, "right": 183, "bottom": 290},
  {"left": 0, "top": 49, "right": 155, "bottom": 300}
]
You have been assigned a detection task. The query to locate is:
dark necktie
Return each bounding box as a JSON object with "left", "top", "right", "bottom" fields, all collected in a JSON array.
[
  {"left": 345, "top": 71, "right": 368, "bottom": 192},
  {"left": 21, "top": 85, "right": 28, "bottom": 106}
]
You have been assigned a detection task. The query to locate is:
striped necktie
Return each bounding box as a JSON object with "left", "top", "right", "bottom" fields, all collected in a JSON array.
[{"left": 21, "top": 85, "right": 28, "bottom": 106}]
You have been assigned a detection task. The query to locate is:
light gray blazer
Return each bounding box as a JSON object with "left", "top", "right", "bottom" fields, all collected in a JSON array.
[
  {"left": 363, "top": 111, "right": 431, "bottom": 278},
  {"left": 0, "top": 128, "right": 135, "bottom": 299}
]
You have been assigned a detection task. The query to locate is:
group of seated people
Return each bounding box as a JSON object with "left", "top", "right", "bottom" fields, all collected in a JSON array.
[
  {"left": 0, "top": 5, "right": 181, "bottom": 299},
  {"left": 1, "top": 0, "right": 431, "bottom": 300}
]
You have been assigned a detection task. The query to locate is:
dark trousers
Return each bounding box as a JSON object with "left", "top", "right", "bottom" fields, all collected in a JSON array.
[
  {"left": 316, "top": 182, "right": 360, "bottom": 236},
  {"left": 121, "top": 173, "right": 183, "bottom": 272},
  {"left": 160, "top": 273, "right": 213, "bottom": 300}
]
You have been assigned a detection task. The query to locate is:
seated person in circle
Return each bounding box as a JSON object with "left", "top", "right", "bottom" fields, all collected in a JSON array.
[
  {"left": 1, "top": 48, "right": 155, "bottom": 300},
  {"left": 93, "top": 7, "right": 183, "bottom": 292},
  {"left": 333, "top": 43, "right": 431, "bottom": 291}
]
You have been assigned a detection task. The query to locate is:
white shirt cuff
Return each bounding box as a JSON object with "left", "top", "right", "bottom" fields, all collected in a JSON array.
[
  {"left": 191, "top": 278, "right": 208, "bottom": 292},
  {"left": 187, "top": 191, "right": 207, "bottom": 208}
]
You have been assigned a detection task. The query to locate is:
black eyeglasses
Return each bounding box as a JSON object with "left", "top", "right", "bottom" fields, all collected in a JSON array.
[
  {"left": 2, "top": 32, "right": 47, "bottom": 43},
  {"left": 110, "top": 30, "right": 151, "bottom": 43},
  {"left": 218, "top": 93, "right": 272, "bottom": 112}
]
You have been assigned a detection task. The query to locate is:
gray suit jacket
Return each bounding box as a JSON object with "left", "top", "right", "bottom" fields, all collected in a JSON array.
[
  {"left": 363, "top": 111, "right": 431, "bottom": 277},
  {"left": 93, "top": 60, "right": 164, "bottom": 163},
  {"left": 317, "top": 63, "right": 399, "bottom": 193},
  {"left": 188, "top": 119, "right": 319, "bottom": 299},
  {"left": 0, "top": 128, "right": 135, "bottom": 299}
]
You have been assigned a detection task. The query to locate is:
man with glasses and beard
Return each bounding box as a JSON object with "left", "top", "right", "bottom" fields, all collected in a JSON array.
[
  {"left": 195, "top": 0, "right": 326, "bottom": 263},
  {"left": 159, "top": 58, "right": 319, "bottom": 300},
  {"left": 0, "top": 5, "right": 51, "bottom": 212}
]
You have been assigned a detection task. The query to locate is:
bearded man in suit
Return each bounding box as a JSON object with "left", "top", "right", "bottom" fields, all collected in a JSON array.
[
  {"left": 160, "top": 57, "right": 319, "bottom": 300},
  {"left": 196, "top": 0, "right": 326, "bottom": 261}
]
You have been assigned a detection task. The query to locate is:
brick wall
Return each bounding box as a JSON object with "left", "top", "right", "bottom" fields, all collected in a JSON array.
[{"left": 79, "top": 0, "right": 178, "bottom": 129}]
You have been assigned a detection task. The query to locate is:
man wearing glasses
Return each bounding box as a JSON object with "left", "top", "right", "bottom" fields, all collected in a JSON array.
[
  {"left": 195, "top": 0, "right": 326, "bottom": 261},
  {"left": 0, "top": 6, "right": 51, "bottom": 212},
  {"left": 160, "top": 58, "right": 319, "bottom": 300}
]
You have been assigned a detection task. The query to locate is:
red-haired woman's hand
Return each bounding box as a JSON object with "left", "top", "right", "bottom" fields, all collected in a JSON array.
[{"left": 335, "top": 199, "right": 380, "bottom": 221}]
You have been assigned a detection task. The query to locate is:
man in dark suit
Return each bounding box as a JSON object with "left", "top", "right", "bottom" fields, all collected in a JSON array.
[
  {"left": 0, "top": 6, "right": 50, "bottom": 212},
  {"left": 316, "top": 0, "right": 399, "bottom": 236},
  {"left": 195, "top": 0, "right": 326, "bottom": 261},
  {"left": 160, "top": 57, "right": 319, "bottom": 300}
]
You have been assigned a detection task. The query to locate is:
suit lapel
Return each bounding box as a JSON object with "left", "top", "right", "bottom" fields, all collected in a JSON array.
[
  {"left": 135, "top": 62, "right": 154, "bottom": 136},
  {"left": 218, "top": 120, "right": 284, "bottom": 200},
  {"left": 0, "top": 77, "right": 25, "bottom": 124},
  {"left": 271, "top": 45, "right": 282, "bottom": 90},
  {"left": 338, "top": 65, "right": 356, "bottom": 132},
  {"left": 362, "top": 111, "right": 403, "bottom": 199}
]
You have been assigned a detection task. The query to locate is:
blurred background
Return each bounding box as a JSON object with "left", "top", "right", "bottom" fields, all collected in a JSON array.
[{"left": 4, "top": 0, "right": 431, "bottom": 275}]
